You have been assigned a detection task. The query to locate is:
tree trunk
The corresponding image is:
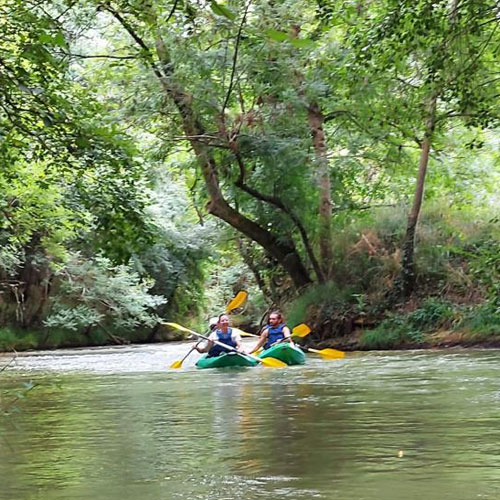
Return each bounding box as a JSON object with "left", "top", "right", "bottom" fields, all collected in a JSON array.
[
  {"left": 307, "top": 102, "right": 333, "bottom": 278},
  {"left": 154, "top": 38, "right": 313, "bottom": 289},
  {"left": 399, "top": 95, "right": 437, "bottom": 297},
  {"left": 105, "top": 8, "right": 313, "bottom": 290}
]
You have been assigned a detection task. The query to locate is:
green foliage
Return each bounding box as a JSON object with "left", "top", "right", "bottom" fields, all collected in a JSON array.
[
  {"left": 360, "top": 325, "right": 417, "bottom": 350},
  {"left": 41, "top": 328, "right": 73, "bottom": 349},
  {"left": 0, "top": 328, "right": 17, "bottom": 351},
  {"left": 286, "top": 282, "right": 357, "bottom": 328},
  {"left": 44, "top": 255, "right": 166, "bottom": 334},
  {"left": 0, "top": 327, "right": 38, "bottom": 351},
  {"left": 459, "top": 302, "right": 500, "bottom": 340},
  {"left": 360, "top": 295, "right": 499, "bottom": 349},
  {"left": 0, "top": 245, "right": 22, "bottom": 276},
  {"left": 465, "top": 231, "right": 500, "bottom": 304},
  {"left": 361, "top": 298, "right": 458, "bottom": 349}
]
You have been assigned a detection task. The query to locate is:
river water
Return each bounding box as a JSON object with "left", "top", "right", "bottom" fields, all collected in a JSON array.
[{"left": 2, "top": 342, "right": 500, "bottom": 500}]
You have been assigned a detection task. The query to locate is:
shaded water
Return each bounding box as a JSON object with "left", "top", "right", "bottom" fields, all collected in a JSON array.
[{"left": 2, "top": 343, "right": 500, "bottom": 500}]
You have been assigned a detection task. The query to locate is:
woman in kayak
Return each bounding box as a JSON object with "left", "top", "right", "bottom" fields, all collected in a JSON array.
[
  {"left": 249, "top": 311, "right": 293, "bottom": 354},
  {"left": 194, "top": 313, "right": 244, "bottom": 357}
]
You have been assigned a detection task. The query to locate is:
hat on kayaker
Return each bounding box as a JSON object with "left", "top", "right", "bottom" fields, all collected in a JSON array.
[{"left": 209, "top": 316, "right": 219, "bottom": 329}]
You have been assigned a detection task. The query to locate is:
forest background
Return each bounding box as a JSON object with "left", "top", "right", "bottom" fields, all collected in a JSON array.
[{"left": 0, "top": 0, "right": 499, "bottom": 351}]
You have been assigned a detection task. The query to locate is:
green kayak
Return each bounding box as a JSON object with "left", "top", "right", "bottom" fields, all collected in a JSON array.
[
  {"left": 259, "top": 343, "right": 306, "bottom": 365},
  {"left": 196, "top": 352, "right": 259, "bottom": 369}
]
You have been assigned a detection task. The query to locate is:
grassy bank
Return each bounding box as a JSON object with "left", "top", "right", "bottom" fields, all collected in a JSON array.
[
  {"left": 0, "top": 325, "right": 185, "bottom": 352},
  {"left": 288, "top": 202, "right": 499, "bottom": 350}
]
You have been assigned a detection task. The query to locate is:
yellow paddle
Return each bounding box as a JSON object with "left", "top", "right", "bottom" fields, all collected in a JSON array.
[
  {"left": 164, "top": 323, "right": 287, "bottom": 368},
  {"left": 290, "top": 323, "right": 311, "bottom": 337},
  {"left": 169, "top": 291, "right": 249, "bottom": 369},
  {"left": 225, "top": 290, "right": 248, "bottom": 313},
  {"left": 301, "top": 346, "right": 345, "bottom": 359},
  {"left": 238, "top": 324, "right": 345, "bottom": 359},
  {"left": 169, "top": 334, "right": 208, "bottom": 369}
]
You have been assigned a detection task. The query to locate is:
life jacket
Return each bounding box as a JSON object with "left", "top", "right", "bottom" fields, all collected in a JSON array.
[
  {"left": 264, "top": 323, "right": 286, "bottom": 349},
  {"left": 207, "top": 328, "right": 236, "bottom": 357}
]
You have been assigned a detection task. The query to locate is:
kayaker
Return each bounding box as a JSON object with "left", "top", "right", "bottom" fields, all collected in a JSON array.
[
  {"left": 194, "top": 313, "right": 244, "bottom": 357},
  {"left": 249, "top": 311, "right": 293, "bottom": 354}
]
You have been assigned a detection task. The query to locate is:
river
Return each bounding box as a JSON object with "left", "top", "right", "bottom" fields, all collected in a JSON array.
[{"left": 1, "top": 342, "right": 500, "bottom": 500}]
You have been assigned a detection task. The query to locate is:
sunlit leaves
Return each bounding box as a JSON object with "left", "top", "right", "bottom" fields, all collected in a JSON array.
[{"left": 210, "top": 0, "right": 236, "bottom": 20}]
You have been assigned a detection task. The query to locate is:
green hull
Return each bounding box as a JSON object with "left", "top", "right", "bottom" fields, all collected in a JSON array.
[
  {"left": 259, "top": 343, "right": 306, "bottom": 365},
  {"left": 196, "top": 352, "right": 258, "bottom": 369}
]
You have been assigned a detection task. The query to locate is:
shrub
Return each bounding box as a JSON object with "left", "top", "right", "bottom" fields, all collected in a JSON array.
[
  {"left": 45, "top": 254, "right": 167, "bottom": 335},
  {"left": 0, "top": 328, "right": 38, "bottom": 351},
  {"left": 0, "top": 328, "right": 17, "bottom": 351},
  {"left": 459, "top": 302, "right": 500, "bottom": 340},
  {"left": 286, "top": 282, "right": 356, "bottom": 328},
  {"left": 360, "top": 298, "right": 460, "bottom": 349}
]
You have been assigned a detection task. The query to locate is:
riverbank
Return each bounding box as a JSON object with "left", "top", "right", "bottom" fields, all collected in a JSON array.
[
  {"left": 307, "top": 298, "right": 500, "bottom": 352},
  {"left": 0, "top": 323, "right": 186, "bottom": 352},
  {"left": 318, "top": 328, "right": 500, "bottom": 352},
  {"left": 2, "top": 318, "right": 499, "bottom": 353}
]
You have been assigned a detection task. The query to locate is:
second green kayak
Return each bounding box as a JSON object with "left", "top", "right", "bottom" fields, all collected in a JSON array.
[
  {"left": 259, "top": 343, "right": 306, "bottom": 365},
  {"left": 196, "top": 352, "right": 258, "bottom": 369}
]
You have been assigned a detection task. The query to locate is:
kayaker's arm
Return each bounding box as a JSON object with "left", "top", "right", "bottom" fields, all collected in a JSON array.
[
  {"left": 283, "top": 326, "right": 294, "bottom": 346},
  {"left": 194, "top": 333, "right": 216, "bottom": 353},
  {"left": 231, "top": 330, "right": 245, "bottom": 353},
  {"left": 249, "top": 329, "right": 269, "bottom": 354}
]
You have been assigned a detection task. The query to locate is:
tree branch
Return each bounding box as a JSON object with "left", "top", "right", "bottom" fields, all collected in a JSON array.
[
  {"left": 221, "top": 0, "right": 251, "bottom": 115},
  {"left": 58, "top": 51, "right": 139, "bottom": 60},
  {"left": 100, "top": 2, "right": 164, "bottom": 80},
  {"left": 233, "top": 151, "right": 325, "bottom": 283}
]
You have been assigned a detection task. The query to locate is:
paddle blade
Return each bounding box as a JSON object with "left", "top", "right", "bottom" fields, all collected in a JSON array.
[
  {"left": 225, "top": 291, "right": 248, "bottom": 313},
  {"left": 169, "top": 359, "right": 184, "bottom": 369},
  {"left": 232, "top": 327, "right": 256, "bottom": 338},
  {"left": 259, "top": 356, "right": 288, "bottom": 368},
  {"left": 310, "top": 347, "right": 345, "bottom": 359},
  {"left": 163, "top": 322, "right": 196, "bottom": 336},
  {"left": 292, "top": 323, "right": 311, "bottom": 338},
  {"left": 320, "top": 348, "right": 345, "bottom": 359}
]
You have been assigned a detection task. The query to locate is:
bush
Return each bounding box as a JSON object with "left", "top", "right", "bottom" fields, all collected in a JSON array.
[
  {"left": 286, "top": 282, "right": 357, "bottom": 327},
  {"left": 0, "top": 327, "right": 38, "bottom": 350},
  {"left": 44, "top": 254, "right": 167, "bottom": 336},
  {"left": 360, "top": 316, "right": 425, "bottom": 349},
  {"left": 408, "top": 298, "right": 457, "bottom": 330},
  {"left": 0, "top": 328, "right": 17, "bottom": 351},
  {"left": 360, "top": 298, "right": 460, "bottom": 349},
  {"left": 460, "top": 302, "right": 500, "bottom": 340}
]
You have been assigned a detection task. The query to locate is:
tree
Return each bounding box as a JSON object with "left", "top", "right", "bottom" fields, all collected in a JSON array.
[
  {"left": 348, "top": 0, "right": 500, "bottom": 297},
  {"left": 87, "top": 0, "right": 313, "bottom": 289}
]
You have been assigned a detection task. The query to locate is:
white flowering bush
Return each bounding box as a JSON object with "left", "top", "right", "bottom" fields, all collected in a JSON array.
[{"left": 45, "top": 254, "right": 166, "bottom": 333}]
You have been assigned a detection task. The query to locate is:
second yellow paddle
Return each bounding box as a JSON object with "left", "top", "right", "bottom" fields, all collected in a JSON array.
[{"left": 238, "top": 323, "right": 345, "bottom": 359}]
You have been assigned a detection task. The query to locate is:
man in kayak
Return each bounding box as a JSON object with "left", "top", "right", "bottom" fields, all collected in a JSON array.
[
  {"left": 249, "top": 311, "right": 293, "bottom": 354},
  {"left": 194, "top": 313, "right": 244, "bottom": 357}
]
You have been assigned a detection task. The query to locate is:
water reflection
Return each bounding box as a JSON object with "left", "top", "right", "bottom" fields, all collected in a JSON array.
[{"left": 2, "top": 348, "right": 500, "bottom": 499}]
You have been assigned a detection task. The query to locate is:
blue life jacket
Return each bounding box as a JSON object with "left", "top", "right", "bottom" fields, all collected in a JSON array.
[
  {"left": 207, "top": 328, "right": 236, "bottom": 357},
  {"left": 264, "top": 323, "right": 286, "bottom": 349}
]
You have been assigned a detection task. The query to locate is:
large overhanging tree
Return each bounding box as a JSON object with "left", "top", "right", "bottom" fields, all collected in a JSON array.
[
  {"left": 82, "top": 0, "right": 317, "bottom": 290},
  {"left": 71, "top": 0, "right": 390, "bottom": 290},
  {"left": 37, "top": 0, "right": 500, "bottom": 300}
]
